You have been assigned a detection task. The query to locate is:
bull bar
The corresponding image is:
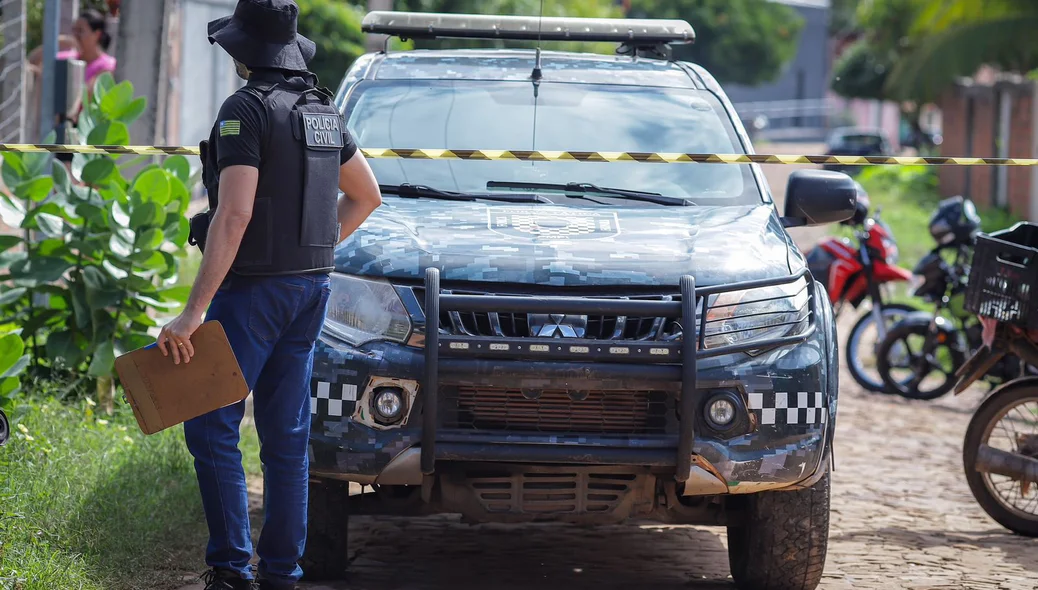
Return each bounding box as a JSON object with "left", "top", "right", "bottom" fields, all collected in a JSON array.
[{"left": 420, "top": 267, "right": 817, "bottom": 481}]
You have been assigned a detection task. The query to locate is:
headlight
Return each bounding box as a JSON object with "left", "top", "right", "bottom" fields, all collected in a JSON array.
[
  {"left": 323, "top": 274, "right": 413, "bottom": 347},
  {"left": 372, "top": 387, "right": 406, "bottom": 425},
  {"left": 882, "top": 236, "right": 899, "bottom": 264},
  {"left": 701, "top": 277, "right": 811, "bottom": 351},
  {"left": 707, "top": 397, "right": 735, "bottom": 427}
]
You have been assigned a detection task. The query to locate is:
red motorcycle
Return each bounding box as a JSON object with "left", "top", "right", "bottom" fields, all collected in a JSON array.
[{"left": 804, "top": 183, "right": 916, "bottom": 392}]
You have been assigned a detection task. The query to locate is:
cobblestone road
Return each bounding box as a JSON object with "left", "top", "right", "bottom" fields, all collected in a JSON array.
[
  {"left": 176, "top": 313, "right": 1038, "bottom": 590},
  {"left": 292, "top": 321, "right": 1036, "bottom": 590},
  {"left": 176, "top": 147, "right": 1038, "bottom": 589}
]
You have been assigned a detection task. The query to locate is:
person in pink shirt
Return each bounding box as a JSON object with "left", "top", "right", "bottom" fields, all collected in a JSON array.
[
  {"left": 28, "top": 9, "right": 116, "bottom": 166},
  {"left": 59, "top": 9, "right": 117, "bottom": 99},
  {"left": 29, "top": 9, "right": 116, "bottom": 104}
]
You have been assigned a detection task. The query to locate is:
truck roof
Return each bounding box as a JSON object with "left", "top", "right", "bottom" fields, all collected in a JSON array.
[{"left": 362, "top": 48, "right": 708, "bottom": 89}]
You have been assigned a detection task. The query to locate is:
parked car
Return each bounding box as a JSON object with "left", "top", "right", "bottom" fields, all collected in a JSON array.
[
  {"left": 823, "top": 127, "right": 894, "bottom": 175},
  {"left": 302, "top": 12, "right": 857, "bottom": 590}
]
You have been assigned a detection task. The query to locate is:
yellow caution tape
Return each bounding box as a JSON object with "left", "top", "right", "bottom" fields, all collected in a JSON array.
[{"left": 2, "top": 143, "right": 1037, "bottom": 166}]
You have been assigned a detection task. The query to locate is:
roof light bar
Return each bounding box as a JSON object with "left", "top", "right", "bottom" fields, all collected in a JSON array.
[{"left": 361, "top": 11, "right": 695, "bottom": 45}]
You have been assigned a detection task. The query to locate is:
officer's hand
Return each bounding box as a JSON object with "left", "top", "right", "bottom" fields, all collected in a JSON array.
[{"left": 157, "top": 312, "right": 202, "bottom": 365}]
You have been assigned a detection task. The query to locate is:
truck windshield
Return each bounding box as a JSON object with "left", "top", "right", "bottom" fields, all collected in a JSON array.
[{"left": 341, "top": 79, "right": 763, "bottom": 206}]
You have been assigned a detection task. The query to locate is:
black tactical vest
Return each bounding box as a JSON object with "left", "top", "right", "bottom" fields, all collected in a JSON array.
[{"left": 198, "top": 71, "right": 342, "bottom": 276}]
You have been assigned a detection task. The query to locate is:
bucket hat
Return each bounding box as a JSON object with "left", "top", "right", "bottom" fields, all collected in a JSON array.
[{"left": 207, "top": 0, "right": 316, "bottom": 71}]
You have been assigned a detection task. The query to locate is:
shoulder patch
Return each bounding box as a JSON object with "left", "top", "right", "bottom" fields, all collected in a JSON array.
[{"left": 219, "top": 120, "right": 241, "bottom": 137}]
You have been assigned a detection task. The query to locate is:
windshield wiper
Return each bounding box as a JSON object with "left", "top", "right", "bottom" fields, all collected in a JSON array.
[
  {"left": 486, "top": 181, "right": 694, "bottom": 206},
  {"left": 380, "top": 183, "right": 552, "bottom": 203}
]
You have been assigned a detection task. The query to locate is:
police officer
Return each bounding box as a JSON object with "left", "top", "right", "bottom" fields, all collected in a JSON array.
[{"left": 156, "top": 1, "right": 382, "bottom": 589}]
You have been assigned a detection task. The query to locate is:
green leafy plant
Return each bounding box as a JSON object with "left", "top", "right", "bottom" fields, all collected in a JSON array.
[
  {"left": 0, "top": 327, "right": 28, "bottom": 413},
  {"left": 0, "top": 73, "right": 193, "bottom": 412}
]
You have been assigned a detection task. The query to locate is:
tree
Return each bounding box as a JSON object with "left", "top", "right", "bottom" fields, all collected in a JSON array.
[
  {"left": 295, "top": 0, "right": 366, "bottom": 89},
  {"left": 829, "top": 0, "right": 922, "bottom": 102},
  {"left": 829, "top": 0, "right": 862, "bottom": 38},
  {"left": 297, "top": 0, "right": 619, "bottom": 87},
  {"left": 829, "top": 0, "right": 933, "bottom": 145},
  {"left": 884, "top": 0, "right": 1038, "bottom": 102},
  {"left": 384, "top": 0, "right": 623, "bottom": 54},
  {"left": 830, "top": 39, "right": 889, "bottom": 101},
  {"left": 625, "top": 0, "right": 805, "bottom": 87}
]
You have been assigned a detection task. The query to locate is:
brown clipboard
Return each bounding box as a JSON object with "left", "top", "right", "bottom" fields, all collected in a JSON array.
[{"left": 114, "top": 320, "right": 250, "bottom": 435}]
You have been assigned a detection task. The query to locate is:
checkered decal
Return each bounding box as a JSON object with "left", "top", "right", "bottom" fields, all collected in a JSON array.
[
  {"left": 312, "top": 381, "right": 358, "bottom": 417},
  {"left": 748, "top": 392, "right": 827, "bottom": 426}
]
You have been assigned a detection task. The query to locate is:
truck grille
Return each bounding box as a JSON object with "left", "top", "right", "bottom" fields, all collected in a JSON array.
[
  {"left": 413, "top": 287, "right": 690, "bottom": 341},
  {"left": 465, "top": 469, "right": 640, "bottom": 515},
  {"left": 441, "top": 386, "right": 674, "bottom": 435}
]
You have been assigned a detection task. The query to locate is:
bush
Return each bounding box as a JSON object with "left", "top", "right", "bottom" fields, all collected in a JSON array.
[
  {"left": 0, "top": 327, "right": 28, "bottom": 414},
  {"left": 0, "top": 73, "right": 193, "bottom": 411},
  {"left": 295, "top": 0, "right": 366, "bottom": 89}
]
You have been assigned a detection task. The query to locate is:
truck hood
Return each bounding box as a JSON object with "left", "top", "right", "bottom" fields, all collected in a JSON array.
[{"left": 334, "top": 199, "right": 795, "bottom": 287}]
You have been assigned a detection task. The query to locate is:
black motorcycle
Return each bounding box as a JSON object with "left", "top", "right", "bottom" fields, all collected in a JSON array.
[
  {"left": 874, "top": 244, "right": 1014, "bottom": 399},
  {"left": 952, "top": 221, "right": 1038, "bottom": 537},
  {"left": 875, "top": 198, "right": 1035, "bottom": 400}
]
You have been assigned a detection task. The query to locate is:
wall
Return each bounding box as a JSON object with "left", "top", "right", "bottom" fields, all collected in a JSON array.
[
  {"left": 938, "top": 80, "right": 1035, "bottom": 221},
  {"left": 167, "top": 0, "right": 241, "bottom": 188},
  {"left": 1006, "top": 92, "right": 1033, "bottom": 218},
  {"left": 825, "top": 93, "right": 903, "bottom": 150},
  {"left": 114, "top": 0, "right": 170, "bottom": 147},
  {"left": 0, "top": 0, "right": 28, "bottom": 143},
  {"left": 722, "top": 1, "right": 830, "bottom": 106}
]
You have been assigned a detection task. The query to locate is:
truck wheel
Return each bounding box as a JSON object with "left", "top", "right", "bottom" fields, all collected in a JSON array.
[
  {"left": 299, "top": 478, "right": 351, "bottom": 581},
  {"left": 727, "top": 470, "right": 830, "bottom": 590}
]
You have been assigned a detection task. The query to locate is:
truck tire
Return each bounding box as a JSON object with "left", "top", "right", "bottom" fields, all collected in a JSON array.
[
  {"left": 727, "top": 469, "right": 830, "bottom": 590},
  {"left": 299, "top": 478, "right": 351, "bottom": 581}
]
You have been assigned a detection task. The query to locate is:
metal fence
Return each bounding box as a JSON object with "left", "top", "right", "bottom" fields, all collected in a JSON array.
[{"left": 0, "top": 0, "right": 27, "bottom": 143}]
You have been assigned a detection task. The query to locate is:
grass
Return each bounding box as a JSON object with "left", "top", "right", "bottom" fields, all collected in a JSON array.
[
  {"left": 0, "top": 243, "right": 267, "bottom": 590},
  {"left": 0, "top": 388, "right": 261, "bottom": 590}
]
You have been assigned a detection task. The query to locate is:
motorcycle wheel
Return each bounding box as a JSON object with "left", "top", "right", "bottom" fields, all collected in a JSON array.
[
  {"left": 962, "top": 380, "right": 1038, "bottom": 537},
  {"left": 0, "top": 409, "right": 8, "bottom": 446},
  {"left": 845, "top": 303, "right": 917, "bottom": 394},
  {"left": 875, "top": 320, "right": 965, "bottom": 400}
]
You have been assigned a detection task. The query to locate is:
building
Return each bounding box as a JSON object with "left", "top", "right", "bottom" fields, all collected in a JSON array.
[
  {"left": 937, "top": 67, "right": 1038, "bottom": 222},
  {"left": 723, "top": 0, "right": 832, "bottom": 142}
]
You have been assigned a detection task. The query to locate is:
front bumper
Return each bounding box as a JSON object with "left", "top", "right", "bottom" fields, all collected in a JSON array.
[{"left": 308, "top": 269, "right": 837, "bottom": 495}]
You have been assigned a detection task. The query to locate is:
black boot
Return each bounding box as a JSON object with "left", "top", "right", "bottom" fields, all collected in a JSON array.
[
  {"left": 256, "top": 578, "right": 296, "bottom": 590},
  {"left": 201, "top": 568, "right": 255, "bottom": 590}
]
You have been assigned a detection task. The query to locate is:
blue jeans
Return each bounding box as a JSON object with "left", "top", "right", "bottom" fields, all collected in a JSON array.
[{"left": 183, "top": 272, "right": 331, "bottom": 584}]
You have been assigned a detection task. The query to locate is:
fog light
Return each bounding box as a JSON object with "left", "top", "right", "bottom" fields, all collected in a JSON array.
[
  {"left": 373, "top": 388, "right": 404, "bottom": 424},
  {"left": 707, "top": 398, "right": 736, "bottom": 428}
]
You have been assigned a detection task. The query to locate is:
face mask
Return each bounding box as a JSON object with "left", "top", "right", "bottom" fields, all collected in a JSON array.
[{"left": 233, "top": 60, "right": 251, "bottom": 81}]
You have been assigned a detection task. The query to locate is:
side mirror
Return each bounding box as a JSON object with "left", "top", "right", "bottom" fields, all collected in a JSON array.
[{"left": 781, "top": 169, "right": 858, "bottom": 228}]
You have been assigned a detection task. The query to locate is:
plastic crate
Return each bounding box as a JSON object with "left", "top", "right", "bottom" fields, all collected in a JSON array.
[{"left": 964, "top": 222, "right": 1038, "bottom": 330}]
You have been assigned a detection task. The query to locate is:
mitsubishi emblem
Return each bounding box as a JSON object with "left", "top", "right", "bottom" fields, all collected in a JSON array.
[{"left": 528, "top": 313, "right": 588, "bottom": 338}]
